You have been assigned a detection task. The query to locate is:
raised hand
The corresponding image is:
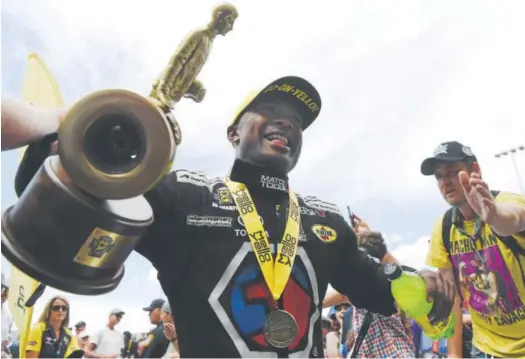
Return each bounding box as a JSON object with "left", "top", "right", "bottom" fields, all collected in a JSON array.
[{"left": 458, "top": 171, "right": 497, "bottom": 224}]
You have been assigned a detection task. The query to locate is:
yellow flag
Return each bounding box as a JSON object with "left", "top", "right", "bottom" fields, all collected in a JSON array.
[
  {"left": 7, "top": 268, "right": 39, "bottom": 358},
  {"left": 8, "top": 53, "right": 64, "bottom": 358}
]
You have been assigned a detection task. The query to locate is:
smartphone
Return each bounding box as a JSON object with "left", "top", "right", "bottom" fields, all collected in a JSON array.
[{"left": 346, "top": 206, "right": 356, "bottom": 228}]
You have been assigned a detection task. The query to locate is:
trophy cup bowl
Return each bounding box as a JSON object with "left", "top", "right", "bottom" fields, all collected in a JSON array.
[{"left": 59, "top": 89, "right": 176, "bottom": 200}]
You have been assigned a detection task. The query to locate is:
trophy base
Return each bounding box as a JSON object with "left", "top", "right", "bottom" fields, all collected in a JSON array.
[
  {"left": 1, "top": 156, "right": 154, "bottom": 295},
  {"left": 1, "top": 209, "right": 125, "bottom": 295}
]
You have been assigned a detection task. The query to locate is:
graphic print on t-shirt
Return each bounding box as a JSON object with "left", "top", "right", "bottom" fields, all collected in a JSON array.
[
  {"left": 450, "top": 233, "right": 524, "bottom": 326},
  {"left": 209, "top": 243, "right": 322, "bottom": 358}
]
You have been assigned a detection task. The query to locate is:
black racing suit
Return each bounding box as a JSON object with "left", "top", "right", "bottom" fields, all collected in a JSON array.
[{"left": 135, "top": 159, "right": 396, "bottom": 358}]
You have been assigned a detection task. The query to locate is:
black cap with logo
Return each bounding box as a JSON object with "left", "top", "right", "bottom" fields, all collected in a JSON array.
[{"left": 420, "top": 141, "right": 478, "bottom": 176}]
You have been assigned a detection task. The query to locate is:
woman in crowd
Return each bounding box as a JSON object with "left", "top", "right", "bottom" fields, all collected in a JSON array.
[{"left": 26, "top": 296, "right": 77, "bottom": 358}]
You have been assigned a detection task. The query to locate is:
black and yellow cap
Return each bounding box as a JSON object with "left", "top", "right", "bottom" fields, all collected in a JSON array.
[{"left": 227, "top": 76, "right": 322, "bottom": 133}]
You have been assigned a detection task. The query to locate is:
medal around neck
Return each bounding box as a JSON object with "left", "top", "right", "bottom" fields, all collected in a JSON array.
[
  {"left": 225, "top": 179, "right": 301, "bottom": 349},
  {"left": 1, "top": 5, "right": 237, "bottom": 295},
  {"left": 263, "top": 310, "right": 299, "bottom": 349}
]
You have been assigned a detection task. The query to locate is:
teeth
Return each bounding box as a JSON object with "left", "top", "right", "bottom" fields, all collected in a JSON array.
[{"left": 266, "top": 133, "right": 288, "bottom": 145}]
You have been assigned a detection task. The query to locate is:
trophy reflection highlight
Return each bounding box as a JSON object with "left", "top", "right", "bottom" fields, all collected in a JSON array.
[{"left": 1, "top": 4, "right": 238, "bottom": 295}]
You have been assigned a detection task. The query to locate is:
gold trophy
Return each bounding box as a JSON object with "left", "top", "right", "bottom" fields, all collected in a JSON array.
[{"left": 1, "top": 4, "right": 238, "bottom": 295}]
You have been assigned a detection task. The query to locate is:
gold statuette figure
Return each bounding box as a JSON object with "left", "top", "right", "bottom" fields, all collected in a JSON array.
[{"left": 150, "top": 4, "right": 238, "bottom": 111}]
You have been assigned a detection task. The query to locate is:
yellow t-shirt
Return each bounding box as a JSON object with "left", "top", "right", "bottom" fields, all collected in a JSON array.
[{"left": 426, "top": 191, "right": 525, "bottom": 358}]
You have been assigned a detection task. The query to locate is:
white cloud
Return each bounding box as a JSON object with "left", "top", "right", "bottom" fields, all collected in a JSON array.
[
  {"left": 2, "top": 0, "right": 525, "bottom": 338},
  {"left": 147, "top": 268, "right": 157, "bottom": 283},
  {"left": 391, "top": 236, "right": 434, "bottom": 271}
]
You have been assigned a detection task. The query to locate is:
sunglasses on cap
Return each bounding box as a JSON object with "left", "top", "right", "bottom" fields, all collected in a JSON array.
[{"left": 51, "top": 305, "right": 68, "bottom": 312}]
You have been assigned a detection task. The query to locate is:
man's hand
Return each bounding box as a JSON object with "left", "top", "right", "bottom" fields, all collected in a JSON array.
[
  {"left": 50, "top": 106, "right": 69, "bottom": 154},
  {"left": 418, "top": 270, "right": 456, "bottom": 324},
  {"left": 459, "top": 171, "right": 497, "bottom": 224},
  {"left": 163, "top": 322, "right": 176, "bottom": 341},
  {"left": 352, "top": 214, "right": 371, "bottom": 234}
]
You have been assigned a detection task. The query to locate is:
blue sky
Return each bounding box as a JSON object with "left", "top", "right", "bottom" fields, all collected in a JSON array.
[{"left": 2, "top": 0, "right": 525, "bottom": 333}]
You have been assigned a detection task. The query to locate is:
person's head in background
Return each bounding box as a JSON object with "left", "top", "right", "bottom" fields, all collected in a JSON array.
[
  {"left": 321, "top": 317, "right": 332, "bottom": 339},
  {"left": 38, "top": 296, "right": 70, "bottom": 329},
  {"left": 143, "top": 299, "right": 165, "bottom": 325},
  {"left": 334, "top": 303, "right": 350, "bottom": 326},
  {"left": 74, "top": 321, "right": 86, "bottom": 336},
  {"left": 420, "top": 141, "right": 479, "bottom": 208},
  {"left": 161, "top": 301, "right": 174, "bottom": 325},
  {"left": 328, "top": 304, "right": 349, "bottom": 332},
  {"left": 108, "top": 308, "right": 125, "bottom": 329}
]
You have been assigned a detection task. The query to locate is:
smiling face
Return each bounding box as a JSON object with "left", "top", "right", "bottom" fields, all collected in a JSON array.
[{"left": 228, "top": 100, "right": 303, "bottom": 173}]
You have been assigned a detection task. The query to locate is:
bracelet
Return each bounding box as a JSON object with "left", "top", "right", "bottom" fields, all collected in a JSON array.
[{"left": 169, "top": 337, "right": 178, "bottom": 342}]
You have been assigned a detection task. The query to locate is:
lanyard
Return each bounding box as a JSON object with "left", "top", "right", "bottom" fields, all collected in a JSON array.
[
  {"left": 452, "top": 209, "right": 486, "bottom": 263},
  {"left": 225, "top": 178, "right": 301, "bottom": 301}
]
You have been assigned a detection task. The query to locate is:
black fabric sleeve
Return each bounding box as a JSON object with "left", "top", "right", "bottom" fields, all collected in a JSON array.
[
  {"left": 134, "top": 170, "right": 208, "bottom": 275},
  {"left": 134, "top": 171, "right": 179, "bottom": 267},
  {"left": 330, "top": 222, "right": 396, "bottom": 316}
]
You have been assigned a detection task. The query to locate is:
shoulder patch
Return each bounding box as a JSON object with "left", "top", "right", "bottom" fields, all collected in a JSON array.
[
  {"left": 302, "top": 196, "right": 342, "bottom": 216},
  {"left": 176, "top": 170, "right": 208, "bottom": 187}
]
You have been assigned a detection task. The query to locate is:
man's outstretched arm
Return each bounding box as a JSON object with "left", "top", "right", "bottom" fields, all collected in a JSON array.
[{"left": 331, "top": 222, "right": 455, "bottom": 322}]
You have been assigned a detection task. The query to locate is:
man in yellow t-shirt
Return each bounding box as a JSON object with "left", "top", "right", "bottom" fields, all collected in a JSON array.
[{"left": 421, "top": 141, "right": 525, "bottom": 358}]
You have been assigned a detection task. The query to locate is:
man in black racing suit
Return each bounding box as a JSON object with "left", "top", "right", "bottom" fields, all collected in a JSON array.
[
  {"left": 12, "top": 76, "right": 455, "bottom": 358},
  {"left": 133, "top": 76, "right": 455, "bottom": 358}
]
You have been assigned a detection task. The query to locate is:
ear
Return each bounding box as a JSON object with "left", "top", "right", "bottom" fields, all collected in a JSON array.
[{"left": 227, "top": 124, "right": 240, "bottom": 146}]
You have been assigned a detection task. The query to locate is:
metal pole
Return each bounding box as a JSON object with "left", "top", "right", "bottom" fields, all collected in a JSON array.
[
  {"left": 509, "top": 150, "right": 525, "bottom": 194},
  {"left": 494, "top": 146, "right": 525, "bottom": 195}
]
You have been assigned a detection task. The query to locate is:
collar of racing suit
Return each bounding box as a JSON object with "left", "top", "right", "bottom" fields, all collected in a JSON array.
[{"left": 229, "top": 160, "right": 289, "bottom": 199}]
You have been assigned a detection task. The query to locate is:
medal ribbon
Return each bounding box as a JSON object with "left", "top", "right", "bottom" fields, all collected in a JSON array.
[{"left": 226, "top": 179, "right": 301, "bottom": 301}]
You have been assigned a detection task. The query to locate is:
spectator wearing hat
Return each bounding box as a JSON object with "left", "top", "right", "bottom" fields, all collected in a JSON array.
[
  {"left": 85, "top": 308, "right": 125, "bottom": 358},
  {"left": 423, "top": 141, "right": 525, "bottom": 358},
  {"left": 138, "top": 299, "right": 169, "bottom": 358}
]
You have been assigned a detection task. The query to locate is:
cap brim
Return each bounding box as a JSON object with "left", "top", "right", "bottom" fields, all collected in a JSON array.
[
  {"left": 420, "top": 156, "right": 467, "bottom": 176},
  {"left": 142, "top": 307, "right": 152, "bottom": 311}
]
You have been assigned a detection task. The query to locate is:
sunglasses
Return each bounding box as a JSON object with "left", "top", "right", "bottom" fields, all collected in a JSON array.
[{"left": 51, "top": 305, "right": 68, "bottom": 312}]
